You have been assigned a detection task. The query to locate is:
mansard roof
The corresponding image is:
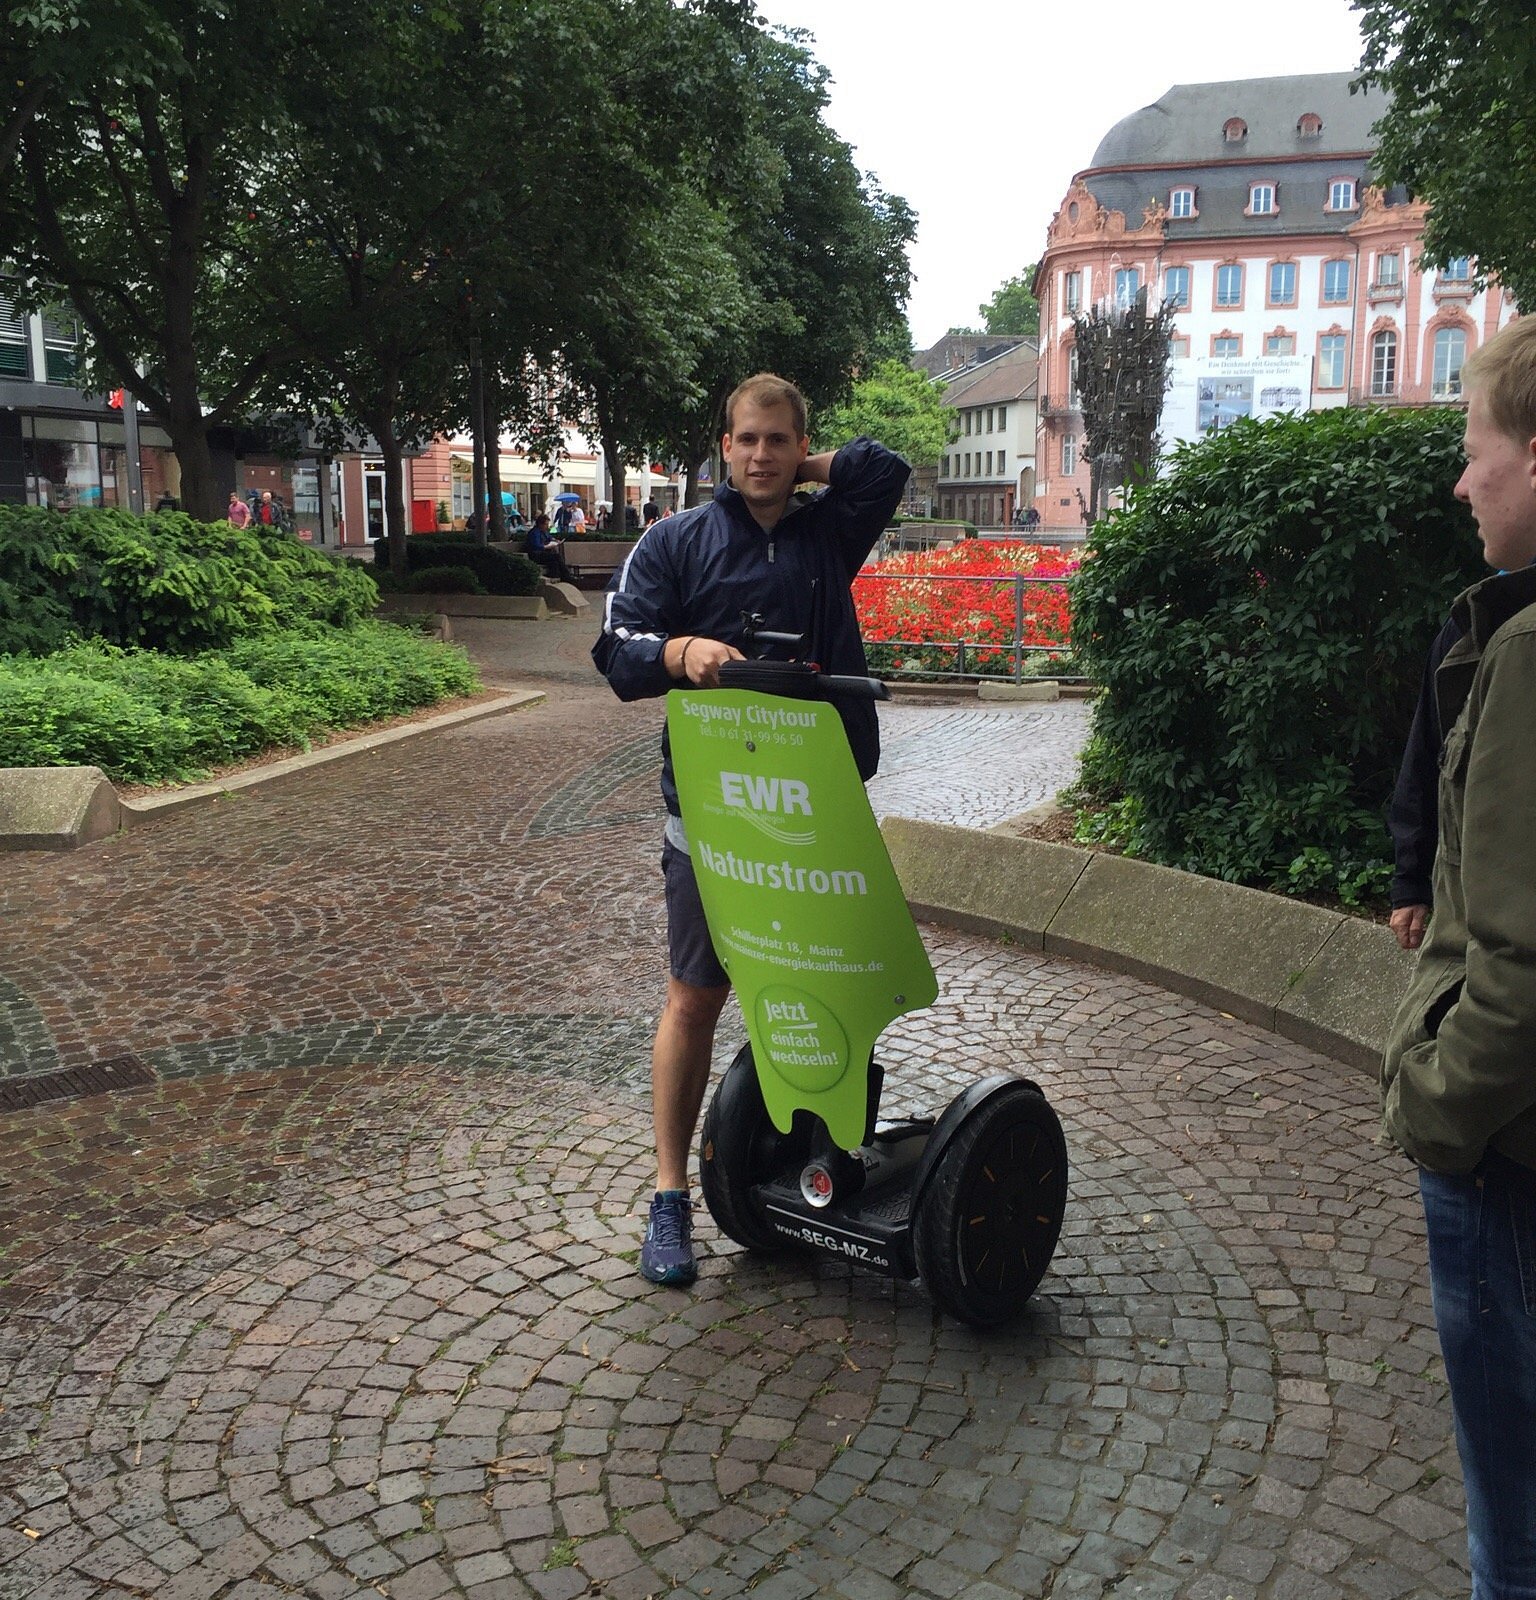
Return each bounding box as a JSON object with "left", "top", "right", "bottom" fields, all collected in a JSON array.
[{"left": 1087, "top": 72, "right": 1382, "bottom": 171}]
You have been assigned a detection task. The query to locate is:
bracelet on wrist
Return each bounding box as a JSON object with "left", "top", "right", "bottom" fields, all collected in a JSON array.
[{"left": 679, "top": 637, "right": 696, "bottom": 679}]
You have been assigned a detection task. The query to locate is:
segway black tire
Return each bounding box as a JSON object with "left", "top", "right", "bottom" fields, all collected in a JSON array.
[
  {"left": 912, "top": 1084, "right": 1067, "bottom": 1328},
  {"left": 698, "top": 1046, "right": 800, "bottom": 1254}
]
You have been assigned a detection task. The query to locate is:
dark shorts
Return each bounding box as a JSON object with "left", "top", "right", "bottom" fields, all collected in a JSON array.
[{"left": 662, "top": 839, "right": 729, "bottom": 989}]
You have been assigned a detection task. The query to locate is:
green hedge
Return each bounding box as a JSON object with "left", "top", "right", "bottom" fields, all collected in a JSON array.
[
  {"left": 379, "top": 533, "right": 541, "bottom": 596},
  {"left": 0, "top": 622, "right": 480, "bottom": 785},
  {"left": 0, "top": 505, "right": 377, "bottom": 656},
  {"left": 1070, "top": 405, "right": 1486, "bottom": 905}
]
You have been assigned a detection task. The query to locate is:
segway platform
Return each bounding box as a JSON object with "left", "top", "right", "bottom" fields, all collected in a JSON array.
[{"left": 669, "top": 657, "right": 1067, "bottom": 1327}]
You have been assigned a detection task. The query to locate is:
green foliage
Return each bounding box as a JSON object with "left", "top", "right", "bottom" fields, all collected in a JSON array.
[
  {"left": 1357, "top": 0, "right": 1536, "bottom": 309},
  {"left": 227, "top": 621, "right": 479, "bottom": 728},
  {"left": 812, "top": 360, "right": 954, "bottom": 468},
  {"left": 1070, "top": 405, "right": 1487, "bottom": 903},
  {"left": 0, "top": 505, "right": 378, "bottom": 656},
  {"left": 378, "top": 535, "right": 540, "bottom": 596},
  {"left": 0, "top": 623, "right": 480, "bottom": 784},
  {"left": 401, "top": 565, "right": 486, "bottom": 594},
  {"left": 978, "top": 271, "right": 1041, "bottom": 337}
]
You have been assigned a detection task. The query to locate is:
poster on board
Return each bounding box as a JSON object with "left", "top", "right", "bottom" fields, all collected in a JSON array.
[{"left": 1163, "top": 354, "right": 1315, "bottom": 450}]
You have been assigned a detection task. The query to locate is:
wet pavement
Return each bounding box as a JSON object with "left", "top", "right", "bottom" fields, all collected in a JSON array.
[{"left": 0, "top": 614, "right": 1466, "bottom": 1600}]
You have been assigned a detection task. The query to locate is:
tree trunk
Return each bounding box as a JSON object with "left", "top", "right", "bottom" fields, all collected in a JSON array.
[
  {"left": 486, "top": 367, "right": 506, "bottom": 540},
  {"left": 380, "top": 429, "right": 408, "bottom": 577},
  {"left": 596, "top": 385, "right": 625, "bottom": 538}
]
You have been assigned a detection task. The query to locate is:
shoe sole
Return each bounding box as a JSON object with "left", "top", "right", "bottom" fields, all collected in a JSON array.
[{"left": 640, "top": 1261, "right": 698, "bottom": 1286}]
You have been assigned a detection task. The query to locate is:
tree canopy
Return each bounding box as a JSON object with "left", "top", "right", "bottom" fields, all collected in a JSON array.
[
  {"left": 2, "top": 0, "right": 915, "bottom": 520},
  {"left": 977, "top": 271, "right": 1041, "bottom": 337},
  {"left": 1356, "top": 0, "right": 1536, "bottom": 308},
  {"left": 812, "top": 360, "right": 953, "bottom": 468}
]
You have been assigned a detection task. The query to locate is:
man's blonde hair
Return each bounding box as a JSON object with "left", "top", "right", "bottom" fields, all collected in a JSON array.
[
  {"left": 724, "top": 373, "right": 808, "bottom": 440},
  {"left": 1462, "top": 317, "right": 1536, "bottom": 441}
]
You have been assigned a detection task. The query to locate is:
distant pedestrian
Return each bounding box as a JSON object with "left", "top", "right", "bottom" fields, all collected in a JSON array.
[
  {"left": 228, "top": 492, "right": 252, "bottom": 528},
  {"left": 570, "top": 503, "right": 587, "bottom": 535},
  {"left": 553, "top": 501, "right": 574, "bottom": 536},
  {"left": 525, "top": 511, "right": 574, "bottom": 584},
  {"left": 643, "top": 497, "right": 660, "bottom": 527}
]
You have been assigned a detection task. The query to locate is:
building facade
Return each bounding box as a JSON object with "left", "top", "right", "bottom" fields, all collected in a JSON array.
[
  {"left": 1033, "top": 72, "right": 1516, "bottom": 533},
  {"left": 933, "top": 341, "right": 1039, "bottom": 527}
]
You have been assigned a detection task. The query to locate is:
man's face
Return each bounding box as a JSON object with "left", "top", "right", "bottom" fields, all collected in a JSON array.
[
  {"left": 1456, "top": 389, "right": 1536, "bottom": 570},
  {"left": 723, "top": 398, "right": 808, "bottom": 522}
]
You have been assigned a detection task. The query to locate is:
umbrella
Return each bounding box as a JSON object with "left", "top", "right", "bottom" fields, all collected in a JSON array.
[{"left": 551, "top": 491, "right": 581, "bottom": 503}]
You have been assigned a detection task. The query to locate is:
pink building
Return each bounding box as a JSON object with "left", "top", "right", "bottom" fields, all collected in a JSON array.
[{"left": 1033, "top": 72, "right": 1516, "bottom": 534}]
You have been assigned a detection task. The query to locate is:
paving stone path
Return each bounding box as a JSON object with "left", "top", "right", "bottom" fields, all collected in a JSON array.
[{"left": 0, "top": 617, "right": 1468, "bottom": 1600}]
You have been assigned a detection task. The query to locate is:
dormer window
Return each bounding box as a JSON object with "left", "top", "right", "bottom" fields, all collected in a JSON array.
[
  {"left": 1328, "top": 178, "right": 1357, "bottom": 211},
  {"left": 1247, "top": 183, "right": 1277, "bottom": 216},
  {"left": 1223, "top": 117, "right": 1247, "bottom": 142},
  {"left": 1297, "top": 113, "right": 1323, "bottom": 137},
  {"left": 1170, "top": 186, "right": 1196, "bottom": 219}
]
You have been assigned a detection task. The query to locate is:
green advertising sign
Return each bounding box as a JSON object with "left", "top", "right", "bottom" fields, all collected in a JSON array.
[{"left": 668, "top": 688, "right": 938, "bottom": 1149}]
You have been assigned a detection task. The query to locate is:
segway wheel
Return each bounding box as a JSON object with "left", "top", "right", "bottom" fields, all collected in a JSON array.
[
  {"left": 912, "top": 1084, "right": 1067, "bottom": 1328},
  {"left": 699, "top": 1045, "right": 804, "bottom": 1253}
]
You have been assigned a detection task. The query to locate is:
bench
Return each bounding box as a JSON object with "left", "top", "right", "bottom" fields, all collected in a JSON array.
[{"left": 560, "top": 539, "right": 638, "bottom": 587}]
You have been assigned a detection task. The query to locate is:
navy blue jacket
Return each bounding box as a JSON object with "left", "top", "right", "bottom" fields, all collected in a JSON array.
[
  {"left": 591, "top": 437, "right": 909, "bottom": 815},
  {"left": 1388, "top": 614, "right": 1463, "bottom": 909}
]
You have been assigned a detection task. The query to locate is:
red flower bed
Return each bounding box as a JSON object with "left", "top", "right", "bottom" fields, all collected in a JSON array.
[{"left": 853, "top": 542, "right": 1079, "bottom": 671}]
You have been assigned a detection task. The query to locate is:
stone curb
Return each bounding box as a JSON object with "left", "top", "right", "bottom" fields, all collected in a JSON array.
[
  {"left": 118, "top": 691, "right": 544, "bottom": 829},
  {"left": 0, "top": 766, "right": 122, "bottom": 852},
  {"left": 881, "top": 817, "right": 1417, "bottom": 1074}
]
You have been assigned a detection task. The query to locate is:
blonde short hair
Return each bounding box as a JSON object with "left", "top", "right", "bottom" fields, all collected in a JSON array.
[
  {"left": 1462, "top": 318, "right": 1536, "bottom": 441},
  {"left": 724, "top": 373, "right": 808, "bottom": 439}
]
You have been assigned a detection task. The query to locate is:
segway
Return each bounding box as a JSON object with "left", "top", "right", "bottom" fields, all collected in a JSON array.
[{"left": 669, "top": 626, "right": 1067, "bottom": 1328}]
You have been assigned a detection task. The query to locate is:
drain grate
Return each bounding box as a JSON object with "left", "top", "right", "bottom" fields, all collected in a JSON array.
[{"left": 0, "top": 1054, "right": 156, "bottom": 1111}]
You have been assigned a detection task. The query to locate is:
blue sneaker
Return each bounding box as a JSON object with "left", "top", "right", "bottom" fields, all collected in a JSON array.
[{"left": 640, "top": 1190, "right": 697, "bottom": 1285}]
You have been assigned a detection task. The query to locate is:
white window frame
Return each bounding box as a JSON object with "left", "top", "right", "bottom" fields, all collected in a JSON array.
[
  {"left": 1318, "top": 334, "right": 1347, "bottom": 389},
  {"left": 1163, "top": 265, "right": 1191, "bottom": 308},
  {"left": 1170, "top": 187, "right": 1195, "bottom": 219},
  {"left": 1248, "top": 183, "right": 1276, "bottom": 216},
  {"left": 1432, "top": 326, "right": 1467, "bottom": 399},
  {"left": 1215, "top": 264, "right": 1243, "bottom": 307},
  {"left": 1371, "top": 329, "right": 1398, "bottom": 395},
  {"left": 1328, "top": 179, "right": 1356, "bottom": 211},
  {"left": 1268, "top": 262, "right": 1297, "bottom": 305}
]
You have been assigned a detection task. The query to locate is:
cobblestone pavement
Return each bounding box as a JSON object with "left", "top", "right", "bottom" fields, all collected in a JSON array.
[{"left": 0, "top": 617, "right": 1466, "bottom": 1600}]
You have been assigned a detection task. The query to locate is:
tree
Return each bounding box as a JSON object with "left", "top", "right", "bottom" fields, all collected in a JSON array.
[
  {"left": 654, "top": 24, "right": 915, "bottom": 502},
  {"left": 1356, "top": 0, "right": 1536, "bottom": 308},
  {"left": 812, "top": 360, "right": 953, "bottom": 468},
  {"left": 978, "top": 270, "right": 1040, "bottom": 337},
  {"left": 2, "top": 0, "right": 320, "bottom": 518}
]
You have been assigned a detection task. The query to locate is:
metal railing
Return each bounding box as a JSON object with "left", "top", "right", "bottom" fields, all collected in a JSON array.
[{"left": 854, "top": 570, "right": 1080, "bottom": 684}]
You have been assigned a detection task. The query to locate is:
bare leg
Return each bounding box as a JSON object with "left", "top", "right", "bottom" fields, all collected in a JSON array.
[{"left": 652, "top": 975, "right": 730, "bottom": 1191}]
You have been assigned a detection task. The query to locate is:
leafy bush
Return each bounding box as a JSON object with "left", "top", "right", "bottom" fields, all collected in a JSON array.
[
  {"left": 377, "top": 534, "right": 540, "bottom": 596},
  {"left": 0, "top": 622, "right": 480, "bottom": 785},
  {"left": 1070, "top": 405, "right": 1486, "bottom": 904},
  {"left": 0, "top": 505, "right": 378, "bottom": 656},
  {"left": 227, "top": 620, "right": 479, "bottom": 727},
  {"left": 402, "top": 565, "right": 487, "bottom": 594}
]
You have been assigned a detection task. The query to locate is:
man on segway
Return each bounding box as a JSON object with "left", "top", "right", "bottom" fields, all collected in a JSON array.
[{"left": 592, "top": 372, "right": 909, "bottom": 1286}]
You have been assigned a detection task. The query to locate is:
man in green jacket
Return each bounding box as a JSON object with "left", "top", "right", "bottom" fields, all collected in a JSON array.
[{"left": 1381, "top": 314, "right": 1536, "bottom": 1599}]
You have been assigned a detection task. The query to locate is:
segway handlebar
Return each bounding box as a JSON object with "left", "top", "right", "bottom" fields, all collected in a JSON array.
[{"left": 716, "top": 658, "right": 890, "bottom": 702}]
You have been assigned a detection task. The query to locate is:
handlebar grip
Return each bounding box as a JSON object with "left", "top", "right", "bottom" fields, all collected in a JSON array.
[{"left": 816, "top": 673, "right": 891, "bottom": 701}]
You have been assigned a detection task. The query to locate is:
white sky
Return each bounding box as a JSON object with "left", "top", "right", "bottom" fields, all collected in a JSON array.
[{"left": 750, "top": 0, "right": 1369, "bottom": 349}]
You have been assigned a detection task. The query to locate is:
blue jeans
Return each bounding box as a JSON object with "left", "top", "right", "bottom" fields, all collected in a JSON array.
[{"left": 1421, "top": 1152, "right": 1536, "bottom": 1599}]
